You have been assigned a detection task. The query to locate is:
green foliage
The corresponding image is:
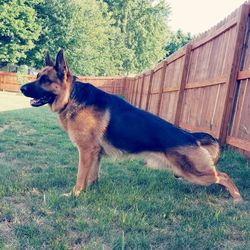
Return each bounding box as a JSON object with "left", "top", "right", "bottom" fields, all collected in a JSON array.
[
  {"left": 1, "top": 0, "right": 171, "bottom": 75},
  {"left": 20, "top": 0, "right": 127, "bottom": 76},
  {"left": 165, "top": 29, "right": 192, "bottom": 57},
  {"left": 104, "top": 0, "right": 171, "bottom": 74},
  {"left": 66, "top": 0, "right": 123, "bottom": 76},
  {"left": 21, "top": 0, "right": 78, "bottom": 69},
  {"left": 0, "top": 0, "right": 42, "bottom": 67},
  {"left": 16, "top": 65, "right": 28, "bottom": 85}
]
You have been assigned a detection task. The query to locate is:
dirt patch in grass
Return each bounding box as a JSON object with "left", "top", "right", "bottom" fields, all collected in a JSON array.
[
  {"left": 0, "top": 220, "right": 12, "bottom": 236},
  {"left": 0, "top": 121, "right": 36, "bottom": 137},
  {"left": 0, "top": 197, "right": 30, "bottom": 248},
  {"left": 0, "top": 91, "right": 31, "bottom": 112},
  {"left": 0, "top": 124, "right": 10, "bottom": 133}
]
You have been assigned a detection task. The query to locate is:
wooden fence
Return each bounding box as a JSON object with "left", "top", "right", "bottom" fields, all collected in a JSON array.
[
  {"left": 0, "top": 72, "right": 125, "bottom": 95},
  {"left": 1, "top": 2, "right": 250, "bottom": 155},
  {"left": 123, "top": 3, "right": 250, "bottom": 155}
]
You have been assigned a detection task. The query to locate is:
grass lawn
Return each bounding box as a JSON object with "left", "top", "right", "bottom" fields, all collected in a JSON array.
[{"left": 0, "top": 107, "right": 249, "bottom": 249}]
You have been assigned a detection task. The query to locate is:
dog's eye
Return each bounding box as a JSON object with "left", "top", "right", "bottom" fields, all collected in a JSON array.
[{"left": 39, "top": 75, "right": 53, "bottom": 84}]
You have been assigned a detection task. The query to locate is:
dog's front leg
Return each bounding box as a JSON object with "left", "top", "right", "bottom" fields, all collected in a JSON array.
[
  {"left": 73, "top": 144, "right": 100, "bottom": 196},
  {"left": 87, "top": 150, "right": 102, "bottom": 187}
]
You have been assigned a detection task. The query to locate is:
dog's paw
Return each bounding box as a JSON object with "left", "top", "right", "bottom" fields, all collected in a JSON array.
[
  {"left": 233, "top": 196, "right": 244, "bottom": 204},
  {"left": 72, "top": 186, "right": 83, "bottom": 197},
  {"left": 61, "top": 186, "right": 83, "bottom": 197}
]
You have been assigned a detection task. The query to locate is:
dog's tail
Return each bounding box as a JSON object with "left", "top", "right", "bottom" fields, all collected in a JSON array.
[{"left": 192, "top": 132, "right": 220, "bottom": 164}]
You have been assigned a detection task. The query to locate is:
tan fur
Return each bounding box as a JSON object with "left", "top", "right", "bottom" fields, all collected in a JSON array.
[
  {"left": 69, "top": 126, "right": 242, "bottom": 201},
  {"left": 145, "top": 146, "right": 214, "bottom": 179},
  {"left": 145, "top": 157, "right": 166, "bottom": 170},
  {"left": 86, "top": 152, "right": 102, "bottom": 187},
  {"left": 202, "top": 142, "right": 220, "bottom": 164},
  {"left": 99, "top": 140, "right": 124, "bottom": 159},
  {"left": 144, "top": 145, "right": 242, "bottom": 201},
  {"left": 58, "top": 103, "right": 110, "bottom": 195}
]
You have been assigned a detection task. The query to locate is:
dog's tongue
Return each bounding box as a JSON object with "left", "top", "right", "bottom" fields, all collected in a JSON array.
[
  {"left": 30, "top": 98, "right": 43, "bottom": 107},
  {"left": 30, "top": 96, "right": 53, "bottom": 107}
]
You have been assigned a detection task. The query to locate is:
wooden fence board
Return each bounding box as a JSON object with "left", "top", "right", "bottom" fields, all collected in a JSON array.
[
  {"left": 0, "top": 72, "right": 125, "bottom": 95},
  {"left": 140, "top": 73, "right": 151, "bottom": 110},
  {"left": 145, "top": 70, "right": 154, "bottom": 111},
  {"left": 219, "top": 4, "right": 250, "bottom": 142},
  {"left": 174, "top": 44, "right": 192, "bottom": 125}
]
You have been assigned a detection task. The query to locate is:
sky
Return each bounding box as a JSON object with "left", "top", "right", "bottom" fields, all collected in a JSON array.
[{"left": 167, "top": 0, "right": 246, "bottom": 35}]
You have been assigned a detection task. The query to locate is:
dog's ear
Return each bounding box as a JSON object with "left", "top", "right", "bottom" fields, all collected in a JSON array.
[
  {"left": 45, "top": 52, "right": 54, "bottom": 66},
  {"left": 55, "top": 49, "right": 68, "bottom": 75}
]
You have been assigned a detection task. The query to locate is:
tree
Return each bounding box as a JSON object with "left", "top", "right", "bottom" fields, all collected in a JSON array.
[
  {"left": 22, "top": 0, "right": 124, "bottom": 76},
  {"left": 1, "top": 0, "right": 172, "bottom": 76},
  {"left": 165, "top": 29, "right": 192, "bottom": 57},
  {"left": 103, "top": 0, "right": 171, "bottom": 74},
  {"left": 0, "top": 0, "right": 42, "bottom": 68},
  {"left": 67, "top": 0, "right": 124, "bottom": 76},
  {"left": 21, "top": 0, "right": 78, "bottom": 69}
]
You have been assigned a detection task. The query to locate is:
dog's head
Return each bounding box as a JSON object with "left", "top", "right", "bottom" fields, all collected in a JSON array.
[{"left": 20, "top": 49, "right": 72, "bottom": 112}]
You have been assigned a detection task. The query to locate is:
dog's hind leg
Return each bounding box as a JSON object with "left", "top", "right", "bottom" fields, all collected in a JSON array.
[
  {"left": 215, "top": 171, "right": 243, "bottom": 202},
  {"left": 187, "top": 166, "right": 243, "bottom": 202},
  {"left": 165, "top": 147, "right": 243, "bottom": 201}
]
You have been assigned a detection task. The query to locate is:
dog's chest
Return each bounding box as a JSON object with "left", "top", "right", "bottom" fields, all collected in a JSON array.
[
  {"left": 58, "top": 114, "right": 68, "bottom": 131},
  {"left": 58, "top": 102, "right": 80, "bottom": 132},
  {"left": 58, "top": 107, "right": 110, "bottom": 146}
]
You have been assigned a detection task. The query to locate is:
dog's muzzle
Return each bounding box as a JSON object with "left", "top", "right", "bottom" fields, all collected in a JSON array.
[{"left": 20, "top": 83, "right": 55, "bottom": 107}]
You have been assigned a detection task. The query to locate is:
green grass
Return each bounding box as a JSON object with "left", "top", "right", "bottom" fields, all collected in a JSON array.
[{"left": 0, "top": 107, "right": 249, "bottom": 249}]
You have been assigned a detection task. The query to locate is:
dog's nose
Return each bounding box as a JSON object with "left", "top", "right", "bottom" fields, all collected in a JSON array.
[{"left": 20, "top": 84, "right": 28, "bottom": 94}]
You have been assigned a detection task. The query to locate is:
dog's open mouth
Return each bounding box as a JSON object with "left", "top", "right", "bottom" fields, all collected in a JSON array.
[{"left": 30, "top": 95, "right": 55, "bottom": 107}]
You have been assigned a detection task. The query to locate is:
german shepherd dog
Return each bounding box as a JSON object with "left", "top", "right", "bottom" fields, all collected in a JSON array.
[{"left": 20, "top": 49, "right": 243, "bottom": 202}]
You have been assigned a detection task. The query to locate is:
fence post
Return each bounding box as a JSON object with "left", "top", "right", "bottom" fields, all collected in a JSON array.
[
  {"left": 127, "top": 79, "right": 131, "bottom": 102},
  {"left": 122, "top": 77, "right": 127, "bottom": 98},
  {"left": 134, "top": 76, "right": 141, "bottom": 107},
  {"left": 138, "top": 73, "right": 145, "bottom": 108},
  {"left": 174, "top": 44, "right": 192, "bottom": 126},
  {"left": 219, "top": 4, "right": 249, "bottom": 143},
  {"left": 156, "top": 60, "right": 168, "bottom": 116},
  {"left": 3, "top": 73, "right": 6, "bottom": 91},
  {"left": 130, "top": 78, "right": 135, "bottom": 103},
  {"left": 0, "top": 73, "right": 2, "bottom": 91},
  {"left": 130, "top": 79, "right": 134, "bottom": 103},
  {"left": 145, "top": 70, "right": 154, "bottom": 111},
  {"left": 112, "top": 79, "right": 115, "bottom": 94},
  {"left": 131, "top": 77, "right": 138, "bottom": 105}
]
